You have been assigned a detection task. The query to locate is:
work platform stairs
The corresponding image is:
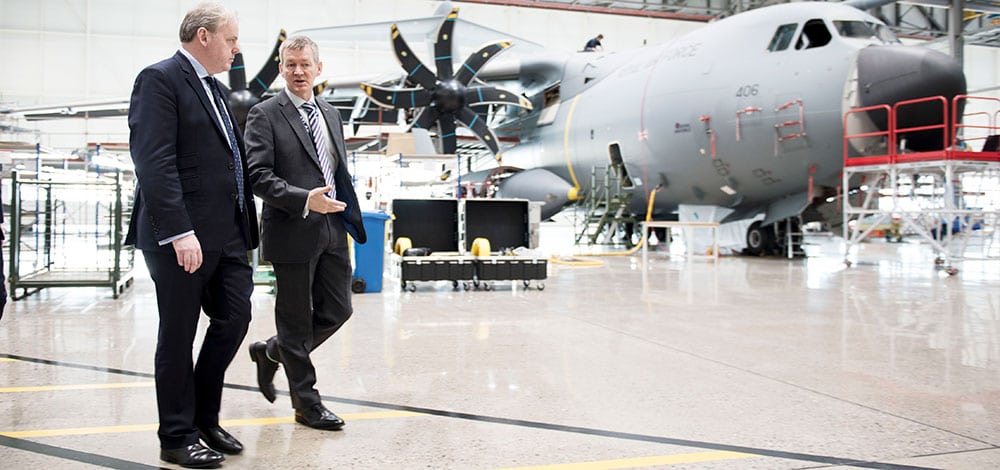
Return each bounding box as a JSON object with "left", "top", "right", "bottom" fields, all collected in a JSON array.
[{"left": 575, "top": 162, "right": 636, "bottom": 246}]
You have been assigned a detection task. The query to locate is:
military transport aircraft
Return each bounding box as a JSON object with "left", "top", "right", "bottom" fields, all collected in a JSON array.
[{"left": 347, "top": 0, "right": 967, "bottom": 255}]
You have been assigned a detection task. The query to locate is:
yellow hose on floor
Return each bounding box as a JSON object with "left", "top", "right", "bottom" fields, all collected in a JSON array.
[{"left": 551, "top": 186, "right": 663, "bottom": 265}]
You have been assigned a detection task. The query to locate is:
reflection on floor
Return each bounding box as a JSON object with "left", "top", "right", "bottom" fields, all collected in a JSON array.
[{"left": 2, "top": 232, "right": 1000, "bottom": 469}]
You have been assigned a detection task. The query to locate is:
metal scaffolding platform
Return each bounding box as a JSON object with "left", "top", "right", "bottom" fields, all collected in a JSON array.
[{"left": 842, "top": 95, "right": 1000, "bottom": 274}]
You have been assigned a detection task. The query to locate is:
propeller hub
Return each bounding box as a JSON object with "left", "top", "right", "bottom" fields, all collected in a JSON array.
[
  {"left": 434, "top": 79, "right": 466, "bottom": 114},
  {"left": 228, "top": 89, "right": 259, "bottom": 129}
]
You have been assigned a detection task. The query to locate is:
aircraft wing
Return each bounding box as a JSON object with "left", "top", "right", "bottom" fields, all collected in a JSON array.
[{"left": 1, "top": 98, "right": 130, "bottom": 121}]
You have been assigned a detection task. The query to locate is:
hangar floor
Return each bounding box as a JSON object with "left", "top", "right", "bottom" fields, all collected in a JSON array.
[{"left": 1, "top": 227, "right": 999, "bottom": 469}]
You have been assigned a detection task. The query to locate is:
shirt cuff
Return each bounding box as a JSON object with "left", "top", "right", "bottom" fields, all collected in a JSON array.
[{"left": 159, "top": 230, "right": 195, "bottom": 246}]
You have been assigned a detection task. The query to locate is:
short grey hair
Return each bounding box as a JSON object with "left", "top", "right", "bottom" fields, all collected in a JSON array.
[
  {"left": 179, "top": 2, "right": 237, "bottom": 43},
  {"left": 279, "top": 35, "right": 320, "bottom": 63}
]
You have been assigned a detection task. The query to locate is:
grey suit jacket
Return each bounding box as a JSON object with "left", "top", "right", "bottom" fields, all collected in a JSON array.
[{"left": 245, "top": 91, "right": 366, "bottom": 263}]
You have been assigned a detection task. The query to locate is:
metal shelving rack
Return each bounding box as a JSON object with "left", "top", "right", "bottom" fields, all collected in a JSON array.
[{"left": 8, "top": 169, "right": 134, "bottom": 299}]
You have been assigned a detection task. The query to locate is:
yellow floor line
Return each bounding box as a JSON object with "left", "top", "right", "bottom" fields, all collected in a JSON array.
[
  {"left": 0, "top": 410, "right": 424, "bottom": 438},
  {"left": 0, "top": 358, "right": 18, "bottom": 362},
  {"left": 495, "top": 450, "right": 754, "bottom": 469},
  {"left": 0, "top": 382, "right": 155, "bottom": 393}
]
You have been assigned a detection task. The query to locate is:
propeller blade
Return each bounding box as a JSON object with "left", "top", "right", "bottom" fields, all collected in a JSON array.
[
  {"left": 456, "top": 107, "right": 500, "bottom": 155},
  {"left": 360, "top": 83, "right": 431, "bottom": 109},
  {"left": 229, "top": 53, "right": 247, "bottom": 90},
  {"left": 390, "top": 24, "right": 437, "bottom": 89},
  {"left": 412, "top": 108, "right": 439, "bottom": 130},
  {"left": 434, "top": 7, "right": 459, "bottom": 80},
  {"left": 438, "top": 115, "right": 457, "bottom": 154},
  {"left": 313, "top": 80, "right": 329, "bottom": 97},
  {"left": 248, "top": 29, "right": 287, "bottom": 97},
  {"left": 454, "top": 41, "right": 512, "bottom": 85},
  {"left": 464, "top": 86, "right": 532, "bottom": 110}
]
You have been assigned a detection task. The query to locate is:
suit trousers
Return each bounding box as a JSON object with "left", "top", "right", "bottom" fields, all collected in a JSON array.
[
  {"left": 142, "top": 226, "right": 252, "bottom": 449},
  {"left": 268, "top": 239, "right": 353, "bottom": 411}
]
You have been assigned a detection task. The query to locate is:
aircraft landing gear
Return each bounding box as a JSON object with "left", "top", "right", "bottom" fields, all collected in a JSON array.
[
  {"left": 745, "top": 221, "right": 772, "bottom": 256},
  {"left": 745, "top": 218, "right": 803, "bottom": 257}
]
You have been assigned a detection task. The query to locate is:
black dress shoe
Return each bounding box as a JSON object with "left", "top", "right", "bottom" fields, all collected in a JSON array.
[
  {"left": 160, "top": 443, "right": 224, "bottom": 468},
  {"left": 295, "top": 403, "right": 345, "bottom": 430},
  {"left": 198, "top": 425, "right": 243, "bottom": 455},
  {"left": 249, "top": 341, "right": 278, "bottom": 403}
]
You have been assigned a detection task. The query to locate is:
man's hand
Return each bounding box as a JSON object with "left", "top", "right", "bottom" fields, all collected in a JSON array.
[
  {"left": 307, "top": 186, "right": 346, "bottom": 214},
  {"left": 172, "top": 234, "right": 203, "bottom": 273}
]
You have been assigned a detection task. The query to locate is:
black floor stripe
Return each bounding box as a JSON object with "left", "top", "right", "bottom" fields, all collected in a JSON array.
[
  {"left": 0, "top": 353, "right": 967, "bottom": 469},
  {"left": 0, "top": 434, "right": 161, "bottom": 469}
]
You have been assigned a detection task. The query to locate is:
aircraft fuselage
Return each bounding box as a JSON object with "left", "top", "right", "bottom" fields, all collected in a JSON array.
[{"left": 498, "top": 2, "right": 965, "bottom": 223}]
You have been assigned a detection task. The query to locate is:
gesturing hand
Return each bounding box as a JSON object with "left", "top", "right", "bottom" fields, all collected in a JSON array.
[{"left": 307, "top": 186, "right": 346, "bottom": 214}]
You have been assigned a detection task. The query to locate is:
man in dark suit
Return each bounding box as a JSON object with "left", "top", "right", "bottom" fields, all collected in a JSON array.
[
  {"left": 127, "top": 3, "right": 258, "bottom": 467},
  {"left": 244, "top": 35, "right": 366, "bottom": 431}
]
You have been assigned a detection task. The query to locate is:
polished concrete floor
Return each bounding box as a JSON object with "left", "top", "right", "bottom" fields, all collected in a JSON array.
[{"left": 1, "top": 226, "right": 999, "bottom": 469}]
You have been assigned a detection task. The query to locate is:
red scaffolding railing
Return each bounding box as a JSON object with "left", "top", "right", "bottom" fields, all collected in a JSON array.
[
  {"left": 843, "top": 94, "right": 1000, "bottom": 167},
  {"left": 843, "top": 103, "right": 892, "bottom": 166}
]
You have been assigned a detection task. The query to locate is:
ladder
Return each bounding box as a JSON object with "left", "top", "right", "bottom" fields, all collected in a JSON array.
[{"left": 575, "top": 163, "right": 636, "bottom": 246}]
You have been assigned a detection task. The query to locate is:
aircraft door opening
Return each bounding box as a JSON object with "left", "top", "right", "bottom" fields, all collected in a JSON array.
[{"left": 608, "top": 142, "right": 635, "bottom": 189}]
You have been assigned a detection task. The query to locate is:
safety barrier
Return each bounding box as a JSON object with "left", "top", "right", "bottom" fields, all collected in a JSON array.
[{"left": 843, "top": 94, "right": 1000, "bottom": 167}]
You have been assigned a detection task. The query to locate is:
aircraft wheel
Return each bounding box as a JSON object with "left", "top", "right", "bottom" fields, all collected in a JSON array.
[
  {"left": 406, "top": 283, "right": 417, "bottom": 292},
  {"left": 745, "top": 221, "right": 772, "bottom": 256}
]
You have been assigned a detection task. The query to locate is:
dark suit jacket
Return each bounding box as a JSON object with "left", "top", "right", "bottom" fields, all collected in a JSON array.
[
  {"left": 126, "top": 51, "right": 259, "bottom": 252},
  {"left": 244, "top": 90, "right": 366, "bottom": 264}
]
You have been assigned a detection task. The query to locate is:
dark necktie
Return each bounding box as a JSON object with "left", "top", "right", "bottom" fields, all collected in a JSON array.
[
  {"left": 205, "top": 77, "right": 246, "bottom": 212},
  {"left": 300, "top": 101, "right": 336, "bottom": 199}
]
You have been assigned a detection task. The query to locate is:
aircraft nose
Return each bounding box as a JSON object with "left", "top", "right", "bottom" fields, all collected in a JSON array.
[{"left": 855, "top": 45, "right": 966, "bottom": 150}]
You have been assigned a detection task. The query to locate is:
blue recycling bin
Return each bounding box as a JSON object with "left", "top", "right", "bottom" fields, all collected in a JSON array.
[{"left": 353, "top": 211, "right": 391, "bottom": 293}]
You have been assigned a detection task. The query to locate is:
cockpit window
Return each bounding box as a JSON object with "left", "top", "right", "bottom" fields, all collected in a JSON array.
[
  {"left": 767, "top": 23, "right": 798, "bottom": 52},
  {"left": 795, "top": 19, "right": 832, "bottom": 50},
  {"left": 834, "top": 20, "right": 901, "bottom": 44}
]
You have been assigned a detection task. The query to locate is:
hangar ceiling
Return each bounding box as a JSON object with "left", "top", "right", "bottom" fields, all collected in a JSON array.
[{"left": 453, "top": 0, "right": 1000, "bottom": 47}]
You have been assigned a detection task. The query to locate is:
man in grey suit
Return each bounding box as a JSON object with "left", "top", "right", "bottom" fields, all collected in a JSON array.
[{"left": 244, "top": 35, "right": 366, "bottom": 430}]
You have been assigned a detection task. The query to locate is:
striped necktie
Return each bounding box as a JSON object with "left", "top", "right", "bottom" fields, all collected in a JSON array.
[
  {"left": 300, "top": 101, "right": 336, "bottom": 199},
  {"left": 204, "top": 77, "right": 245, "bottom": 212}
]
